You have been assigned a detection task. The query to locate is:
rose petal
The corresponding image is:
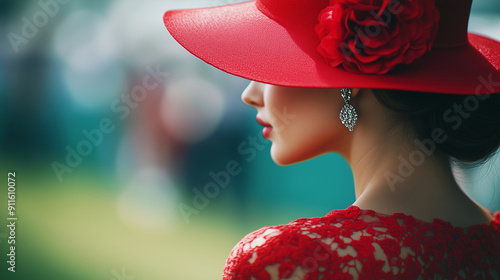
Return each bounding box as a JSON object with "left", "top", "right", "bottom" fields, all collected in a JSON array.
[{"left": 316, "top": 0, "right": 440, "bottom": 74}]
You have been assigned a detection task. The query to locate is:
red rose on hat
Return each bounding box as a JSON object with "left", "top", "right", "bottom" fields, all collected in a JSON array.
[{"left": 315, "top": 0, "right": 440, "bottom": 74}]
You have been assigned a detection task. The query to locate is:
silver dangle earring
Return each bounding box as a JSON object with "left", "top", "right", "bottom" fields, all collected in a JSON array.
[{"left": 339, "top": 88, "right": 358, "bottom": 132}]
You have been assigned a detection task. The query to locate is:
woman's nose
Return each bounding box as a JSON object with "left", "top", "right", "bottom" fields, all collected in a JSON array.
[{"left": 241, "top": 81, "right": 264, "bottom": 107}]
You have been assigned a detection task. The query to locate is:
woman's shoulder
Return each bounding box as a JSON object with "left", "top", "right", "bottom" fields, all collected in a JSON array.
[
  {"left": 222, "top": 206, "right": 397, "bottom": 279},
  {"left": 223, "top": 206, "right": 500, "bottom": 280}
]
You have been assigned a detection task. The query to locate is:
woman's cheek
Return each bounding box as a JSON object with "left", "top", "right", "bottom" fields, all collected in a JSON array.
[{"left": 271, "top": 113, "right": 335, "bottom": 165}]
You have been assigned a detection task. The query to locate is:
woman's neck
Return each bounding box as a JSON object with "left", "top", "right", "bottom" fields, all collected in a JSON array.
[{"left": 342, "top": 91, "right": 493, "bottom": 227}]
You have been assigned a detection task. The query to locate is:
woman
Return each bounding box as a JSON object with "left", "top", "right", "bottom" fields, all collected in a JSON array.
[{"left": 164, "top": 0, "right": 500, "bottom": 278}]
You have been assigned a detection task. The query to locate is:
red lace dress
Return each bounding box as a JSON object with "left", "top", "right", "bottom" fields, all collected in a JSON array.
[{"left": 223, "top": 206, "right": 500, "bottom": 279}]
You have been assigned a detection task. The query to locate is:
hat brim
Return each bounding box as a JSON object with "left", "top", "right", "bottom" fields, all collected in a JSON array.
[{"left": 164, "top": 1, "right": 500, "bottom": 94}]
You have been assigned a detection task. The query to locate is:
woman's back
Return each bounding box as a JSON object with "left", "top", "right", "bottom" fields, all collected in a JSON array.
[{"left": 223, "top": 206, "right": 500, "bottom": 279}]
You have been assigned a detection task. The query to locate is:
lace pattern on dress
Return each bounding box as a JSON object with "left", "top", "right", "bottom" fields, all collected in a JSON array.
[{"left": 223, "top": 206, "right": 500, "bottom": 280}]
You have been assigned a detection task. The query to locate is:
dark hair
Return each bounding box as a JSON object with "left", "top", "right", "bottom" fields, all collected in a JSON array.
[{"left": 373, "top": 89, "right": 500, "bottom": 163}]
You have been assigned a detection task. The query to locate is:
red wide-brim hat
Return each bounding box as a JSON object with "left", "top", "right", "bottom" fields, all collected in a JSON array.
[{"left": 164, "top": 0, "right": 500, "bottom": 95}]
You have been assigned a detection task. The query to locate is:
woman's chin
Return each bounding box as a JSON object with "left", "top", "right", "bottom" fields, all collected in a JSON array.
[
  {"left": 270, "top": 144, "right": 331, "bottom": 166},
  {"left": 270, "top": 145, "right": 294, "bottom": 166},
  {"left": 270, "top": 145, "right": 308, "bottom": 166}
]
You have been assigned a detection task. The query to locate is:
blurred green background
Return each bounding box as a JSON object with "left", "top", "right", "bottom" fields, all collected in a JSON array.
[{"left": 0, "top": 0, "right": 499, "bottom": 279}]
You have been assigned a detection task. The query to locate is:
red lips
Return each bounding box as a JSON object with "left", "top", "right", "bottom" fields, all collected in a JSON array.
[
  {"left": 256, "top": 116, "right": 272, "bottom": 138},
  {"left": 256, "top": 116, "right": 271, "bottom": 127}
]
